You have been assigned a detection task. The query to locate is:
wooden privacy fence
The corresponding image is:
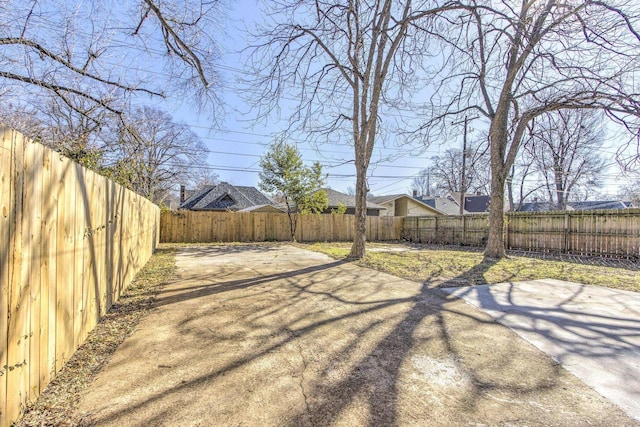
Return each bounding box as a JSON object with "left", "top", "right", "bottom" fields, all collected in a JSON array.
[
  {"left": 403, "top": 215, "right": 490, "bottom": 247},
  {"left": 160, "top": 210, "right": 404, "bottom": 243},
  {"left": 1, "top": 128, "right": 160, "bottom": 426},
  {"left": 404, "top": 209, "right": 640, "bottom": 257}
]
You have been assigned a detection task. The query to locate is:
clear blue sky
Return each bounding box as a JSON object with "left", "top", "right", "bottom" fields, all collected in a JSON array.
[{"left": 166, "top": 0, "right": 630, "bottom": 197}]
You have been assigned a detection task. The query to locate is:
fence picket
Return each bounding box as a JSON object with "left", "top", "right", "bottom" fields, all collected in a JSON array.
[
  {"left": 159, "top": 211, "right": 404, "bottom": 243},
  {"left": 1, "top": 128, "right": 160, "bottom": 426},
  {"left": 404, "top": 211, "right": 640, "bottom": 258}
]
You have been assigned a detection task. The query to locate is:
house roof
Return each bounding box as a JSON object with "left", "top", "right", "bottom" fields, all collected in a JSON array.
[
  {"left": 179, "top": 182, "right": 273, "bottom": 211},
  {"left": 239, "top": 204, "right": 285, "bottom": 213},
  {"left": 516, "top": 201, "right": 568, "bottom": 212},
  {"left": 369, "top": 194, "right": 444, "bottom": 215},
  {"left": 449, "top": 192, "right": 491, "bottom": 213},
  {"left": 417, "top": 196, "right": 466, "bottom": 215},
  {"left": 465, "top": 195, "right": 491, "bottom": 213},
  {"left": 569, "top": 200, "right": 631, "bottom": 211},
  {"left": 320, "top": 188, "right": 386, "bottom": 210},
  {"left": 516, "top": 200, "right": 633, "bottom": 212},
  {"left": 368, "top": 194, "right": 407, "bottom": 204}
]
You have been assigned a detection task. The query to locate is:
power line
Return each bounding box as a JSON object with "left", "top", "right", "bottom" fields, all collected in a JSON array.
[{"left": 15, "top": 21, "right": 636, "bottom": 163}]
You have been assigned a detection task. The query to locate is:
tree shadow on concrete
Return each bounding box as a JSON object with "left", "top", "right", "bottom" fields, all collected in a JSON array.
[{"left": 82, "top": 245, "right": 635, "bottom": 426}]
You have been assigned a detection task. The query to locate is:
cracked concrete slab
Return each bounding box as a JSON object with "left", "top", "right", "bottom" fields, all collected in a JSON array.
[{"left": 75, "top": 245, "right": 636, "bottom": 426}]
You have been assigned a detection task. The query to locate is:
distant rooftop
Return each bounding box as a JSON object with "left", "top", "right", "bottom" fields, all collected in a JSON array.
[
  {"left": 321, "top": 188, "right": 386, "bottom": 210},
  {"left": 416, "top": 196, "right": 466, "bottom": 215},
  {"left": 179, "top": 182, "right": 273, "bottom": 211}
]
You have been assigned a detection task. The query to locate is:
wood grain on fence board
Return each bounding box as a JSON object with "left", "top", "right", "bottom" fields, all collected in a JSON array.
[
  {"left": 159, "top": 211, "right": 404, "bottom": 243},
  {"left": 0, "top": 129, "right": 13, "bottom": 426},
  {"left": 1, "top": 128, "right": 160, "bottom": 426}
]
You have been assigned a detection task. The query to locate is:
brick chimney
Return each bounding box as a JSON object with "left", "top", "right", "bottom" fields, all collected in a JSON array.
[
  {"left": 180, "top": 184, "right": 186, "bottom": 204},
  {"left": 413, "top": 189, "right": 418, "bottom": 197}
]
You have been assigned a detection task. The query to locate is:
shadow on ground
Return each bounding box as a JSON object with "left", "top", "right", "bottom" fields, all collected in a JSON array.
[{"left": 76, "top": 245, "right": 635, "bottom": 426}]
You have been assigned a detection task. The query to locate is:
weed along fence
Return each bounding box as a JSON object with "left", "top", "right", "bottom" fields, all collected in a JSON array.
[
  {"left": 1, "top": 128, "right": 160, "bottom": 426},
  {"left": 404, "top": 209, "right": 640, "bottom": 258},
  {"left": 160, "top": 210, "right": 404, "bottom": 243}
]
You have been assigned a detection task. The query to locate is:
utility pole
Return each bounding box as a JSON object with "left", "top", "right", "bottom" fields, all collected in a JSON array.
[
  {"left": 450, "top": 115, "right": 478, "bottom": 215},
  {"left": 459, "top": 116, "right": 468, "bottom": 215}
]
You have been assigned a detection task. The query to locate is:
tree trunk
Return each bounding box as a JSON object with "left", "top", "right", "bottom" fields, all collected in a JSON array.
[
  {"left": 349, "top": 164, "right": 368, "bottom": 259},
  {"left": 507, "top": 166, "right": 515, "bottom": 212},
  {"left": 287, "top": 211, "right": 297, "bottom": 241},
  {"left": 555, "top": 169, "right": 566, "bottom": 210},
  {"left": 285, "top": 199, "right": 297, "bottom": 241},
  {"left": 485, "top": 166, "right": 507, "bottom": 259}
]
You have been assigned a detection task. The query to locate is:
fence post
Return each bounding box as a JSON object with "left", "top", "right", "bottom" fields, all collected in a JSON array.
[
  {"left": 563, "top": 212, "right": 569, "bottom": 254},
  {"left": 462, "top": 215, "right": 467, "bottom": 245},
  {"left": 504, "top": 213, "right": 509, "bottom": 250}
]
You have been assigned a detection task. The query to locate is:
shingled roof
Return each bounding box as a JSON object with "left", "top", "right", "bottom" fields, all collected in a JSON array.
[
  {"left": 179, "top": 182, "right": 273, "bottom": 211},
  {"left": 516, "top": 200, "right": 633, "bottom": 212},
  {"left": 321, "top": 188, "right": 386, "bottom": 210},
  {"left": 517, "top": 201, "right": 567, "bottom": 212},
  {"left": 448, "top": 192, "right": 491, "bottom": 213},
  {"left": 416, "top": 196, "right": 466, "bottom": 215},
  {"left": 569, "top": 200, "right": 632, "bottom": 211},
  {"left": 367, "top": 194, "right": 407, "bottom": 205}
]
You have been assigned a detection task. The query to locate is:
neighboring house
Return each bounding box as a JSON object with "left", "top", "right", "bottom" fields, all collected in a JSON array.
[
  {"left": 516, "top": 201, "right": 570, "bottom": 212},
  {"left": 179, "top": 186, "right": 197, "bottom": 204},
  {"left": 416, "top": 196, "right": 468, "bottom": 215},
  {"left": 320, "top": 188, "right": 386, "bottom": 216},
  {"left": 516, "top": 200, "right": 634, "bottom": 212},
  {"left": 569, "top": 200, "right": 633, "bottom": 211},
  {"left": 179, "top": 182, "right": 275, "bottom": 211},
  {"left": 239, "top": 204, "right": 285, "bottom": 213},
  {"left": 414, "top": 192, "right": 493, "bottom": 215},
  {"left": 448, "top": 192, "right": 492, "bottom": 213},
  {"left": 368, "top": 194, "right": 443, "bottom": 217}
]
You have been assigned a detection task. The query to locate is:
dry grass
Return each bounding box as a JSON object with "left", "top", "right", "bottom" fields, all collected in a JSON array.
[
  {"left": 302, "top": 242, "right": 640, "bottom": 292},
  {"left": 15, "top": 246, "right": 177, "bottom": 427}
]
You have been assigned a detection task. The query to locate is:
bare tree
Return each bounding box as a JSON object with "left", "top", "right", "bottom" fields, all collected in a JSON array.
[
  {"left": 0, "top": 103, "right": 46, "bottom": 141},
  {"left": 425, "top": 0, "right": 640, "bottom": 258},
  {"left": 411, "top": 169, "right": 435, "bottom": 197},
  {"left": 528, "top": 110, "right": 606, "bottom": 210},
  {"left": 1, "top": 94, "right": 210, "bottom": 205},
  {"left": 190, "top": 168, "right": 220, "bottom": 190},
  {"left": 506, "top": 148, "right": 544, "bottom": 212},
  {"left": 430, "top": 141, "right": 490, "bottom": 199},
  {"left": 431, "top": 152, "right": 464, "bottom": 196},
  {"left": 105, "top": 106, "right": 205, "bottom": 204},
  {"left": 1, "top": 96, "right": 115, "bottom": 168},
  {"left": 0, "top": 0, "right": 221, "bottom": 124},
  {"left": 617, "top": 179, "right": 640, "bottom": 205},
  {"left": 249, "top": 0, "right": 458, "bottom": 259}
]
